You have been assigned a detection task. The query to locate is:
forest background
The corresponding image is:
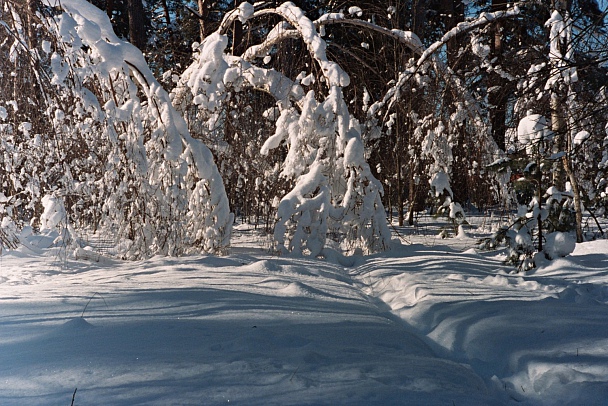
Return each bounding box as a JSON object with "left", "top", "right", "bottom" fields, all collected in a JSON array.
[{"left": 1, "top": 0, "right": 607, "bottom": 265}]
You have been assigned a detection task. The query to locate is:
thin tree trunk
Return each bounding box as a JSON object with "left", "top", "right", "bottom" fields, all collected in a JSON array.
[
  {"left": 106, "top": 0, "right": 114, "bottom": 19},
  {"left": 411, "top": 0, "right": 428, "bottom": 41},
  {"left": 161, "top": 0, "right": 171, "bottom": 27},
  {"left": 397, "top": 150, "right": 404, "bottom": 226},
  {"left": 27, "top": 0, "right": 38, "bottom": 49},
  {"left": 551, "top": 92, "right": 566, "bottom": 189},
  {"left": 395, "top": 108, "right": 404, "bottom": 226},
  {"left": 549, "top": 1, "right": 583, "bottom": 242},
  {"left": 563, "top": 156, "right": 584, "bottom": 242},
  {"left": 488, "top": 0, "right": 507, "bottom": 151},
  {"left": 441, "top": 0, "right": 467, "bottom": 203},
  {"left": 537, "top": 155, "right": 543, "bottom": 252},
  {"left": 407, "top": 175, "right": 416, "bottom": 226}
]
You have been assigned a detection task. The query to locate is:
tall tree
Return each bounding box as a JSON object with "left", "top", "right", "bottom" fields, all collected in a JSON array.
[
  {"left": 198, "top": 0, "right": 210, "bottom": 41},
  {"left": 488, "top": 0, "right": 508, "bottom": 151},
  {"left": 127, "top": 0, "right": 147, "bottom": 49}
]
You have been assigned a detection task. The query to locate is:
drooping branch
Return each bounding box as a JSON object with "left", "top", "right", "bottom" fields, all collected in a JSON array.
[
  {"left": 369, "top": 5, "right": 521, "bottom": 122},
  {"left": 181, "top": 2, "right": 390, "bottom": 255},
  {"left": 220, "top": 2, "right": 349, "bottom": 88}
]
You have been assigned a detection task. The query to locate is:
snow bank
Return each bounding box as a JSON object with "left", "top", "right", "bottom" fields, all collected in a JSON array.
[{"left": 355, "top": 241, "right": 608, "bottom": 405}]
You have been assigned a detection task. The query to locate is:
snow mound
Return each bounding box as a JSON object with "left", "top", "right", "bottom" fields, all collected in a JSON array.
[
  {"left": 61, "top": 317, "right": 95, "bottom": 331},
  {"left": 544, "top": 232, "right": 576, "bottom": 259}
]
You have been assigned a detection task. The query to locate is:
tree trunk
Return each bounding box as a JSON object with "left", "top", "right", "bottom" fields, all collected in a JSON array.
[
  {"left": 550, "top": 92, "right": 566, "bottom": 189},
  {"left": 440, "top": 0, "right": 467, "bottom": 204},
  {"left": 397, "top": 145, "right": 404, "bottom": 226},
  {"left": 407, "top": 174, "right": 416, "bottom": 226},
  {"left": 106, "top": 0, "right": 114, "bottom": 19},
  {"left": 549, "top": 2, "right": 583, "bottom": 243},
  {"left": 488, "top": 0, "right": 507, "bottom": 151},
  {"left": 563, "top": 156, "right": 584, "bottom": 242},
  {"left": 161, "top": 0, "right": 171, "bottom": 27},
  {"left": 197, "top": 0, "right": 208, "bottom": 42},
  {"left": 440, "top": 0, "right": 465, "bottom": 65},
  {"left": 27, "top": 0, "right": 39, "bottom": 49},
  {"left": 127, "top": 0, "right": 147, "bottom": 50},
  {"left": 411, "top": 0, "right": 428, "bottom": 41},
  {"left": 537, "top": 155, "right": 543, "bottom": 252},
  {"left": 232, "top": 0, "right": 244, "bottom": 56}
]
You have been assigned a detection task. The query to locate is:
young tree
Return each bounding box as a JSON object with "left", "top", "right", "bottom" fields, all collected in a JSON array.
[{"left": 482, "top": 0, "right": 608, "bottom": 267}]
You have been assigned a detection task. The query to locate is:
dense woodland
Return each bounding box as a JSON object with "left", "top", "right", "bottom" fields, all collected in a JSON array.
[{"left": 1, "top": 0, "right": 607, "bottom": 265}]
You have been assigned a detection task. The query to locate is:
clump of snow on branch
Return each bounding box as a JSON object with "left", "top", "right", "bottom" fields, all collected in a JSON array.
[
  {"left": 517, "top": 114, "right": 552, "bottom": 154},
  {"left": 276, "top": 2, "right": 350, "bottom": 88},
  {"left": 545, "top": 10, "right": 577, "bottom": 89},
  {"left": 40, "top": 194, "right": 67, "bottom": 232}
]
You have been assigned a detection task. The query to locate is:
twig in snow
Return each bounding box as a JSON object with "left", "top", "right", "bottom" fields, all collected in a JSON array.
[
  {"left": 81, "top": 292, "right": 109, "bottom": 318},
  {"left": 289, "top": 364, "right": 301, "bottom": 382},
  {"left": 70, "top": 388, "right": 77, "bottom": 406}
]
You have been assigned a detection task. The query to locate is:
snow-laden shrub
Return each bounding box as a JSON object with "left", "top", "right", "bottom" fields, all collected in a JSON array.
[
  {"left": 0, "top": 0, "right": 232, "bottom": 258},
  {"left": 479, "top": 189, "right": 577, "bottom": 270},
  {"left": 40, "top": 194, "right": 67, "bottom": 232},
  {"left": 479, "top": 228, "right": 534, "bottom": 271},
  {"left": 174, "top": 2, "right": 391, "bottom": 256},
  {"left": 0, "top": 216, "right": 19, "bottom": 251}
]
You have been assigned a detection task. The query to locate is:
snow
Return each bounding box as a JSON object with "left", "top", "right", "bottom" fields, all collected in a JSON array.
[
  {"left": 41, "top": 40, "right": 51, "bottom": 54},
  {"left": 417, "top": 5, "right": 520, "bottom": 68},
  {"left": 544, "top": 232, "right": 576, "bottom": 259},
  {"left": 236, "top": 2, "right": 254, "bottom": 24},
  {"left": 449, "top": 201, "right": 465, "bottom": 222},
  {"left": 430, "top": 170, "right": 453, "bottom": 198},
  {"left": 471, "top": 34, "right": 490, "bottom": 59},
  {"left": 545, "top": 9, "right": 577, "bottom": 88},
  {"left": 276, "top": 2, "right": 350, "bottom": 87},
  {"left": 348, "top": 6, "right": 363, "bottom": 17},
  {"left": 518, "top": 114, "right": 552, "bottom": 152},
  {"left": 42, "top": 0, "right": 233, "bottom": 257},
  {"left": 40, "top": 194, "right": 67, "bottom": 231},
  {"left": 3, "top": 0, "right": 608, "bottom": 402},
  {"left": 2, "top": 225, "right": 607, "bottom": 405},
  {"left": 573, "top": 130, "right": 590, "bottom": 146}
]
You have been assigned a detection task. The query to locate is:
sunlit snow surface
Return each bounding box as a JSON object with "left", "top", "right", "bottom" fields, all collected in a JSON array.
[{"left": 1, "top": 224, "right": 607, "bottom": 405}]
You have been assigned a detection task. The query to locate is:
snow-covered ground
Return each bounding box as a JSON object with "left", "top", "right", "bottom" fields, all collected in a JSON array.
[{"left": 1, "top": 222, "right": 607, "bottom": 405}]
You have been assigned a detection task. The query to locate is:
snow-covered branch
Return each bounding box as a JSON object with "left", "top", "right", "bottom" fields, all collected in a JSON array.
[{"left": 369, "top": 5, "right": 521, "bottom": 118}]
